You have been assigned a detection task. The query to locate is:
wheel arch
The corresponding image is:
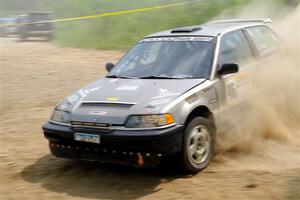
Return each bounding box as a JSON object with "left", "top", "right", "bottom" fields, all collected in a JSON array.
[{"left": 184, "top": 105, "right": 216, "bottom": 133}]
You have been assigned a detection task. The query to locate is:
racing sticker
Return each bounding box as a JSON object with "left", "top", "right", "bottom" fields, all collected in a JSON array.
[
  {"left": 148, "top": 88, "right": 179, "bottom": 106},
  {"left": 89, "top": 111, "right": 107, "bottom": 115},
  {"left": 115, "top": 80, "right": 145, "bottom": 91},
  {"left": 67, "top": 94, "right": 80, "bottom": 103},
  {"left": 151, "top": 88, "right": 180, "bottom": 99},
  {"left": 140, "top": 36, "right": 213, "bottom": 43},
  {"left": 226, "top": 71, "right": 253, "bottom": 101},
  {"left": 175, "top": 37, "right": 213, "bottom": 42},
  {"left": 149, "top": 98, "right": 172, "bottom": 106},
  {"left": 145, "top": 105, "right": 160, "bottom": 113},
  {"left": 78, "top": 86, "right": 102, "bottom": 98},
  {"left": 107, "top": 97, "right": 119, "bottom": 101},
  {"left": 226, "top": 81, "right": 237, "bottom": 100},
  {"left": 140, "top": 37, "right": 176, "bottom": 43}
]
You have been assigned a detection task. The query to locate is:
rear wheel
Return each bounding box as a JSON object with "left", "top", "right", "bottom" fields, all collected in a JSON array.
[{"left": 177, "top": 117, "right": 214, "bottom": 173}]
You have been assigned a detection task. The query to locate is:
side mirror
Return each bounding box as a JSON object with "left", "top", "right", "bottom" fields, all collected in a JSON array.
[
  {"left": 105, "top": 62, "right": 115, "bottom": 72},
  {"left": 217, "top": 63, "right": 239, "bottom": 76}
]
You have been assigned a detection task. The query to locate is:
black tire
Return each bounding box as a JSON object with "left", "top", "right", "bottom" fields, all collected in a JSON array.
[{"left": 177, "top": 116, "right": 215, "bottom": 173}]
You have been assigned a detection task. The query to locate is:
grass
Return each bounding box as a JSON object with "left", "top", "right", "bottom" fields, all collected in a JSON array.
[
  {"left": 1, "top": 0, "right": 292, "bottom": 49},
  {"left": 51, "top": 0, "right": 251, "bottom": 50}
]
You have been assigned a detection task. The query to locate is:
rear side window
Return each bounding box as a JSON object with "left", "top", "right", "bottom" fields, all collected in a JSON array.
[
  {"left": 218, "top": 30, "right": 253, "bottom": 66},
  {"left": 246, "top": 26, "right": 278, "bottom": 56}
]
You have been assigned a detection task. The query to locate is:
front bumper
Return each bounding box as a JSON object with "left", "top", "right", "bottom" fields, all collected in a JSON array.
[{"left": 42, "top": 122, "right": 184, "bottom": 167}]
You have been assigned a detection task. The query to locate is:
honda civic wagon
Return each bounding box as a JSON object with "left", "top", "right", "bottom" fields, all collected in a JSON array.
[{"left": 42, "top": 18, "right": 279, "bottom": 173}]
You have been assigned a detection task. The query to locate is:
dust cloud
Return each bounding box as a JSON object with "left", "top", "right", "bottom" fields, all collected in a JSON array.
[{"left": 214, "top": 4, "right": 300, "bottom": 171}]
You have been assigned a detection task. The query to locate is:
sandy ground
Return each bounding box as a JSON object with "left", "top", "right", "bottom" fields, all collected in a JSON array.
[{"left": 0, "top": 38, "right": 300, "bottom": 200}]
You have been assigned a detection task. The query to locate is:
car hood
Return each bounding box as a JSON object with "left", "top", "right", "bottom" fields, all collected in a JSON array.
[{"left": 70, "top": 78, "right": 206, "bottom": 124}]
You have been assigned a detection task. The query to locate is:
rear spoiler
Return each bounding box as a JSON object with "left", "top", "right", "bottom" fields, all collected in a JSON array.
[{"left": 208, "top": 18, "right": 272, "bottom": 24}]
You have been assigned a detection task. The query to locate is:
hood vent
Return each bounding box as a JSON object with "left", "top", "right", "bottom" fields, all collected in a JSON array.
[{"left": 80, "top": 101, "right": 135, "bottom": 108}]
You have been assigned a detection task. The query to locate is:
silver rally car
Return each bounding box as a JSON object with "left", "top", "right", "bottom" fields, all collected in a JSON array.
[{"left": 43, "top": 19, "right": 279, "bottom": 173}]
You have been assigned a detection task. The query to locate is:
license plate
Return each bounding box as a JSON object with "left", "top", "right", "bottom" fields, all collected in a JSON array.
[{"left": 74, "top": 133, "right": 100, "bottom": 144}]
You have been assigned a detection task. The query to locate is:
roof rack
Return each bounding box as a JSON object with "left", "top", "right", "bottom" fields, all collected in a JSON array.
[{"left": 208, "top": 18, "right": 272, "bottom": 24}]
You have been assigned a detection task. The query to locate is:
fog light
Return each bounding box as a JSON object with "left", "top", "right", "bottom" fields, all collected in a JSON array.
[{"left": 137, "top": 154, "right": 144, "bottom": 166}]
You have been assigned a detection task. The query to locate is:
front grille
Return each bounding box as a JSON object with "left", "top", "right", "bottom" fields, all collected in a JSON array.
[{"left": 71, "top": 121, "right": 110, "bottom": 128}]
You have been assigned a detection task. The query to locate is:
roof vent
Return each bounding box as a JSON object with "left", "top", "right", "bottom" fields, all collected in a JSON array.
[
  {"left": 80, "top": 101, "right": 135, "bottom": 108},
  {"left": 171, "top": 27, "right": 202, "bottom": 33}
]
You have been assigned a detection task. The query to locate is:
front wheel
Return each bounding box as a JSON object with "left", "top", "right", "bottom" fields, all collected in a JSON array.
[{"left": 177, "top": 117, "right": 214, "bottom": 173}]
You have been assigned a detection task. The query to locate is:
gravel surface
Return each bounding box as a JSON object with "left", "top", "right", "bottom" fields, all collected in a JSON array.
[{"left": 0, "top": 38, "right": 299, "bottom": 200}]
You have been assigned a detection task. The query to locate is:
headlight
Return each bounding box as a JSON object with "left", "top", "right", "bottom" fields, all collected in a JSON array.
[
  {"left": 51, "top": 109, "right": 71, "bottom": 123},
  {"left": 125, "top": 114, "right": 175, "bottom": 128},
  {"left": 56, "top": 100, "right": 71, "bottom": 111},
  {"left": 51, "top": 100, "right": 72, "bottom": 123}
]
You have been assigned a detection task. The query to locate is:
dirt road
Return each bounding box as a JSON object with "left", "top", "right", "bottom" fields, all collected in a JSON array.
[{"left": 1, "top": 38, "right": 300, "bottom": 200}]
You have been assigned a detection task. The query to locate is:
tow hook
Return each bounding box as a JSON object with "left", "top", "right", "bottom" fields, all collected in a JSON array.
[{"left": 137, "top": 153, "right": 144, "bottom": 166}]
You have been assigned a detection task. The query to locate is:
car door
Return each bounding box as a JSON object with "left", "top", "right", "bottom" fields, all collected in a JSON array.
[{"left": 214, "top": 29, "right": 255, "bottom": 131}]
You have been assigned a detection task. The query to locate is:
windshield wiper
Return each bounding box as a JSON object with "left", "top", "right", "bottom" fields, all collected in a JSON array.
[
  {"left": 106, "top": 75, "right": 136, "bottom": 79},
  {"left": 139, "top": 75, "right": 183, "bottom": 79}
]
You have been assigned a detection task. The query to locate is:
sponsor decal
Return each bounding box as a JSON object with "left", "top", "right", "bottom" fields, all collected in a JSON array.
[
  {"left": 78, "top": 86, "right": 102, "bottom": 98},
  {"left": 107, "top": 97, "right": 119, "bottom": 101},
  {"left": 115, "top": 80, "right": 144, "bottom": 91},
  {"left": 140, "top": 36, "right": 213, "bottom": 43},
  {"left": 67, "top": 94, "right": 80, "bottom": 103},
  {"left": 151, "top": 88, "right": 180, "bottom": 99},
  {"left": 89, "top": 111, "right": 107, "bottom": 115},
  {"left": 149, "top": 98, "right": 172, "bottom": 106},
  {"left": 145, "top": 105, "right": 159, "bottom": 112}
]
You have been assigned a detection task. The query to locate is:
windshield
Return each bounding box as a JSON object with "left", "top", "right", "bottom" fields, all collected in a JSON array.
[{"left": 108, "top": 37, "right": 215, "bottom": 79}]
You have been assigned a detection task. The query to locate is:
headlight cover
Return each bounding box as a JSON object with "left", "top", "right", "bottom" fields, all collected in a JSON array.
[
  {"left": 56, "top": 100, "right": 72, "bottom": 111},
  {"left": 51, "top": 109, "right": 71, "bottom": 123},
  {"left": 50, "top": 101, "right": 72, "bottom": 124},
  {"left": 125, "top": 114, "right": 175, "bottom": 128}
]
